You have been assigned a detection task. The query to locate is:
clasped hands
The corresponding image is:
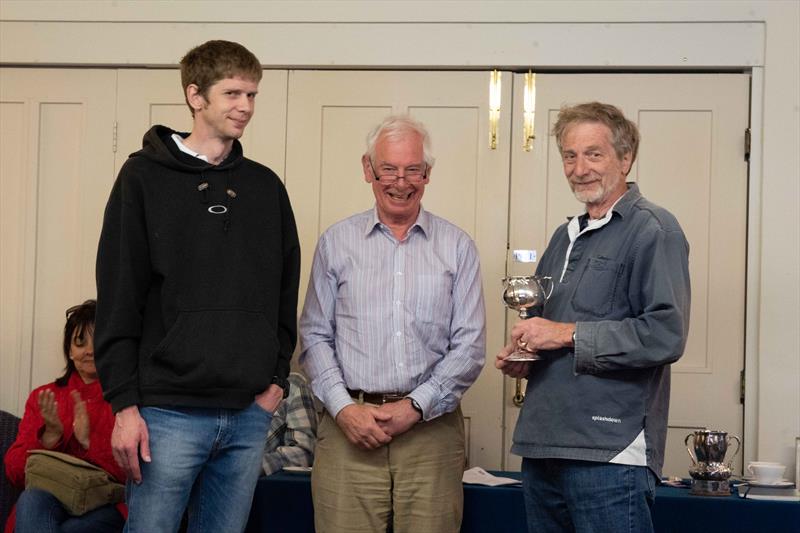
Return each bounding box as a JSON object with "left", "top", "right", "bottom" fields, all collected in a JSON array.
[
  {"left": 494, "top": 317, "right": 576, "bottom": 378},
  {"left": 335, "top": 399, "right": 421, "bottom": 451}
]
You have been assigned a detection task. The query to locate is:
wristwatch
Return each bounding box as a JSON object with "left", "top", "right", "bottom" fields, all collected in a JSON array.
[
  {"left": 407, "top": 397, "right": 424, "bottom": 420},
  {"left": 271, "top": 375, "right": 291, "bottom": 399}
]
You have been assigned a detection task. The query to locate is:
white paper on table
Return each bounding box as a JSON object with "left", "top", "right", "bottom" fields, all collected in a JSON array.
[{"left": 462, "top": 466, "right": 522, "bottom": 486}]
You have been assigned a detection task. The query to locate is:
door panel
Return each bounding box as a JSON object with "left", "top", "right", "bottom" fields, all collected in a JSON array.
[
  {"left": 505, "top": 74, "right": 749, "bottom": 477},
  {"left": 411, "top": 106, "right": 482, "bottom": 236},
  {"left": 317, "top": 106, "right": 392, "bottom": 231},
  {"left": 286, "top": 70, "right": 512, "bottom": 469},
  {"left": 0, "top": 69, "right": 117, "bottom": 414}
]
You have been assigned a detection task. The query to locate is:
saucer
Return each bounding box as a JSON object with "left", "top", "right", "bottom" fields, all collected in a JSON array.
[{"left": 746, "top": 479, "right": 794, "bottom": 488}]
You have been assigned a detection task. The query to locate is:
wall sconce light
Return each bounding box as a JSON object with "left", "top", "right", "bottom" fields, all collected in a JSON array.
[
  {"left": 523, "top": 71, "right": 536, "bottom": 152},
  {"left": 489, "top": 69, "right": 501, "bottom": 150}
]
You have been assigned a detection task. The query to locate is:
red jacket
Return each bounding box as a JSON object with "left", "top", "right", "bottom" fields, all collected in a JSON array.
[{"left": 4, "top": 373, "right": 127, "bottom": 532}]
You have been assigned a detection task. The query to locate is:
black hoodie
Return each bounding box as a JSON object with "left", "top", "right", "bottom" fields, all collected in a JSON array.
[{"left": 95, "top": 125, "right": 300, "bottom": 413}]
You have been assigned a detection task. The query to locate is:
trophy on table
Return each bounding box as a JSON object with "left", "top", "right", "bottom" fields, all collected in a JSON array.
[
  {"left": 685, "top": 429, "right": 741, "bottom": 496},
  {"left": 501, "top": 275, "right": 554, "bottom": 361}
]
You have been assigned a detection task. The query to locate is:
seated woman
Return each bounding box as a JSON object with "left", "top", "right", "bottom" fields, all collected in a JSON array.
[{"left": 4, "top": 300, "right": 126, "bottom": 533}]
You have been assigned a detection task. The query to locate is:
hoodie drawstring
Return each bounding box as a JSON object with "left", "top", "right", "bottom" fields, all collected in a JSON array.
[
  {"left": 198, "top": 171, "right": 210, "bottom": 204},
  {"left": 197, "top": 170, "right": 236, "bottom": 233}
]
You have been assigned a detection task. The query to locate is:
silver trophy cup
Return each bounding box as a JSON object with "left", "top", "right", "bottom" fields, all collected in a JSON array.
[
  {"left": 685, "top": 429, "right": 741, "bottom": 495},
  {"left": 501, "top": 275, "right": 554, "bottom": 361}
]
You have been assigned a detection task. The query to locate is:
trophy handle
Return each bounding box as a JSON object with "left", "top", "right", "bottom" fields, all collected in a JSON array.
[
  {"left": 684, "top": 433, "right": 697, "bottom": 465},
  {"left": 725, "top": 434, "right": 742, "bottom": 467},
  {"left": 539, "top": 276, "right": 554, "bottom": 299},
  {"left": 512, "top": 378, "right": 525, "bottom": 407}
]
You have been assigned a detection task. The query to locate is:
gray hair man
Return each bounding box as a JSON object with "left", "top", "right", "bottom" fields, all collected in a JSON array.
[
  {"left": 300, "top": 115, "right": 486, "bottom": 533},
  {"left": 496, "top": 102, "right": 691, "bottom": 533}
]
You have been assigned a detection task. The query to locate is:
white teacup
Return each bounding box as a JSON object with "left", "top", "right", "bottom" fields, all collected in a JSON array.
[{"left": 747, "top": 461, "right": 786, "bottom": 484}]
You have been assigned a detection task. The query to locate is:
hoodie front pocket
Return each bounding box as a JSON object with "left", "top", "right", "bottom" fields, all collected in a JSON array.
[{"left": 147, "top": 309, "right": 278, "bottom": 391}]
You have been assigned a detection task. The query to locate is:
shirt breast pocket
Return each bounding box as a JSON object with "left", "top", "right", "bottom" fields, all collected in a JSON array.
[
  {"left": 571, "top": 256, "right": 625, "bottom": 318},
  {"left": 413, "top": 272, "right": 453, "bottom": 325}
]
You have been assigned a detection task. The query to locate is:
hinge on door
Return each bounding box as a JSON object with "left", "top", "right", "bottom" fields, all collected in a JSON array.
[
  {"left": 112, "top": 121, "right": 118, "bottom": 153},
  {"left": 744, "top": 127, "right": 751, "bottom": 162},
  {"left": 739, "top": 369, "right": 745, "bottom": 404}
]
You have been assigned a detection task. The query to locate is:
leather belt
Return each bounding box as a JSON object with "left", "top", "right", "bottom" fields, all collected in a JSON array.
[{"left": 347, "top": 389, "right": 409, "bottom": 405}]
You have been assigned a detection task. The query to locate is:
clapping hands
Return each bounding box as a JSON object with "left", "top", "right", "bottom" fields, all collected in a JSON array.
[
  {"left": 38, "top": 389, "right": 63, "bottom": 448},
  {"left": 37, "top": 389, "right": 91, "bottom": 449},
  {"left": 71, "top": 390, "right": 90, "bottom": 448}
]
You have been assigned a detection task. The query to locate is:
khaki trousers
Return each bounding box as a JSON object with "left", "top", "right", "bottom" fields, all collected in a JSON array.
[{"left": 311, "top": 405, "right": 466, "bottom": 533}]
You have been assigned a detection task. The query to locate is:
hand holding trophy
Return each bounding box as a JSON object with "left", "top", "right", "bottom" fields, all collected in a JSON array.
[{"left": 502, "top": 275, "right": 554, "bottom": 361}]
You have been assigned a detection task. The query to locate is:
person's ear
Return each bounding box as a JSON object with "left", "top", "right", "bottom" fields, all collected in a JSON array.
[
  {"left": 186, "top": 84, "right": 206, "bottom": 113},
  {"left": 362, "top": 155, "right": 374, "bottom": 183},
  {"left": 621, "top": 152, "right": 633, "bottom": 176}
]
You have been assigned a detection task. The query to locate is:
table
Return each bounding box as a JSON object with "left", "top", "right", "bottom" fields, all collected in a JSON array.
[
  {"left": 245, "top": 471, "right": 311, "bottom": 533},
  {"left": 245, "top": 471, "right": 800, "bottom": 532},
  {"left": 652, "top": 485, "right": 799, "bottom": 533}
]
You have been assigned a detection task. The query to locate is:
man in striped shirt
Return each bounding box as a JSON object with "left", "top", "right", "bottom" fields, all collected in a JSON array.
[{"left": 300, "top": 115, "right": 486, "bottom": 533}]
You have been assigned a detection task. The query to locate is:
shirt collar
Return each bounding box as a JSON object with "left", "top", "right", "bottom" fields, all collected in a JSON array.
[
  {"left": 171, "top": 133, "right": 210, "bottom": 163},
  {"left": 566, "top": 181, "right": 640, "bottom": 223},
  {"left": 67, "top": 371, "right": 101, "bottom": 395},
  {"left": 566, "top": 182, "right": 639, "bottom": 241},
  {"left": 365, "top": 206, "right": 430, "bottom": 239},
  {"left": 610, "top": 182, "right": 641, "bottom": 219}
]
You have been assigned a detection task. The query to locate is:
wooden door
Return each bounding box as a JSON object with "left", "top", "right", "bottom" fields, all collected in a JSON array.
[{"left": 0, "top": 68, "right": 116, "bottom": 414}]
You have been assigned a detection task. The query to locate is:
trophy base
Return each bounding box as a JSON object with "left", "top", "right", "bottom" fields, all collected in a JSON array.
[
  {"left": 504, "top": 350, "right": 541, "bottom": 362},
  {"left": 689, "top": 479, "right": 731, "bottom": 497}
]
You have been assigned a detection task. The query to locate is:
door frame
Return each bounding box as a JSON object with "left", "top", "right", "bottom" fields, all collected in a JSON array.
[{"left": 743, "top": 67, "right": 763, "bottom": 469}]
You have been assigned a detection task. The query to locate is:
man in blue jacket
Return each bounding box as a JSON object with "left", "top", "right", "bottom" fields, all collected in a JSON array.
[
  {"left": 496, "top": 102, "right": 690, "bottom": 533},
  {"left": 95, "top": 40, "right": 300, "bottom": 532}
]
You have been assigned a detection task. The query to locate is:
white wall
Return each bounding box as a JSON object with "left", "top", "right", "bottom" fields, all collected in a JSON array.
[{"left": 2, "top": 0, "right": 798, "bottom": 473}]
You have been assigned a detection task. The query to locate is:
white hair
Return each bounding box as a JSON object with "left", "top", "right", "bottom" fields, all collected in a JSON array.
[{"left": 365, "top": 115, "right": 435, "bottom": 168}]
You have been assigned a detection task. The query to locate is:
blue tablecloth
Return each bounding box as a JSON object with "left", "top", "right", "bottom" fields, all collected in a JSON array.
[
  {"left": 652, "top": 485, "right": 799, "bottom": 533},
  {"left": 245, "top": 470, "right": 800, "bottom": 533}
]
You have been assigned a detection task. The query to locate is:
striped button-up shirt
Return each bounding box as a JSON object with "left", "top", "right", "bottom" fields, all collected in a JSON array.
[{"left": 299, "top": 207, "right": 486, "bottom": 421}]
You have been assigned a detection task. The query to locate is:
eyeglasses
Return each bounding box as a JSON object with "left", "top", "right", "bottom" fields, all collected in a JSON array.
[{"left": 369, "top": 161, "right": 429, "bottom": 184}]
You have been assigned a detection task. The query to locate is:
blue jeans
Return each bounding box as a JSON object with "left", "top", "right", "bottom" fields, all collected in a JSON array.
[
  {"left": 14, "top": 488, "right": 123, "bottom": 533},
  {"left": 124, "top": 403, "right": 272, "bottom": 533},
  {"left": 521, "top": 458, "right": 657, "bottom": 533}
]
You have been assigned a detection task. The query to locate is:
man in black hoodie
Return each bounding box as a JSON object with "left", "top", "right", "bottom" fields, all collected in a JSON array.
[{"left": 94, "top": 40, "right": 300, "bottom": 532}]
